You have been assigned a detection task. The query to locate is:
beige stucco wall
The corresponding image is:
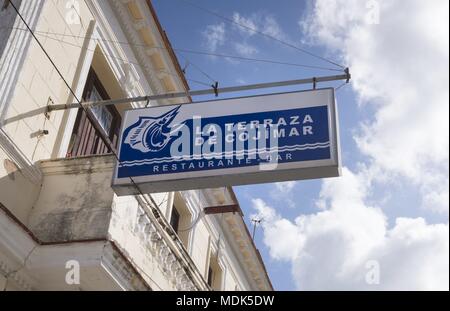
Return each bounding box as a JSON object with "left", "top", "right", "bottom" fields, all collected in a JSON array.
[
  {"left": 0, "top": 149, "right": 41, "bottom": 223},
  {"left": 0, "top": 0, "right": 95, "bottom": 224},
  {"left": 3, "top": 0, "right": 93, "bottom": 159},
  {"left": 29, "top": 156, "right": 115, "bottom": 242},
  {"left": 27, "top": 155, "right": 199, "bottom": 290},
  {"left": 0, "top": 0, "right": 271, "bottom": 291},
  {"left": 190, "top": 220, "right": 211, "bottom": 278},
  {"left": 24, "top": 154, "right": 262, "bottom": 290},
  {"left": 109, "top": 194, "right": 180, "bottom": 291}
]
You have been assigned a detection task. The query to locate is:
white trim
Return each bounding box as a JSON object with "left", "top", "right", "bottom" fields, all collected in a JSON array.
[
  {"left": 0, "top": 207, "right": 39, "bottom": 290},
  {"left": 0, "top": 0, "right": 45, "bottom": 185},
  {"left": 57, "top": 0, "right": 158, "bottom": 157},
  {"left": 0, "top": 128, "right": 42, "bottom": 184},
  {"left": 56, "top": 20, "right": 97, "bottom": 158},
  {"left": 0, "top": 0, "right": 45, "bottom": 123}
]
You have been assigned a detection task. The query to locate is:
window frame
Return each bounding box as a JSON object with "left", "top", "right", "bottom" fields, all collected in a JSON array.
[
  {"left": 170, "top": 205, "right": 181, "bottom": 234},
  {"left": 67, "top": 68, "right": 121, "bottom": 157}
]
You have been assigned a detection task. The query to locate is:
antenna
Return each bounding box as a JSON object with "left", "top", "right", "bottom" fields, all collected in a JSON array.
[{"left": 251, "top": 218, "right": 263, "bottom": 241}]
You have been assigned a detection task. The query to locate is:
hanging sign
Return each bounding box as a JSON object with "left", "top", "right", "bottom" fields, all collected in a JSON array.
[{"left": 112, "top": 88, "right": 341, "bottom": 195}]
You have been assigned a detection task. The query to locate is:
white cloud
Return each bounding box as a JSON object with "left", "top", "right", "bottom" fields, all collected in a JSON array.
[
  {"left": 202, "top": 22, "right": 226, "bottom": 52},
  {"left": 232, "top": 12, "right": 258, "bottom": 36},
  {"left": 232, "top": 12, "right": 289, "bottom": 41},
  {"left": 202, "top": 12, "right": 288, "bottom": 62},
  {"left": 234, "top": 42, "right": 258, "bottom": 56},
  {"left": 253, "top": 168, "right": 449, "bottom": 290},
  {"left": 252, "top": 198, "right": 303, "bottom": 261},
  {"left": 252, "top": 0, "right": 449, "bottom": 290},
  {"left": 261, "top": 15, "right": 286, "bottom": 40},
  {"left": 275, "top": 181, "right": 297, "bottom": 193},
  {"left": 301, "top": 0, "right": 449, "bottom": 215},
  {"left": 269, "top": 181, "right": 298, "bottom": 208}
]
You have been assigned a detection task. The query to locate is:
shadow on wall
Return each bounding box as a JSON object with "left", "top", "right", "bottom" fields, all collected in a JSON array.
[
  {"left": 0, "top": 154, "right": 116, "bottom": 243},
  {"left": 0, "top": 0, "right": 45, "bottom": 123},
  {"left": 0, "top": 154, "right": 42, "bottom": 226}
]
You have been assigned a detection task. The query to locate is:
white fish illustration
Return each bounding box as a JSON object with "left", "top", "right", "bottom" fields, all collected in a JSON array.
[{"left": 124, "top": 106, "right": 182, "bottom": 153}]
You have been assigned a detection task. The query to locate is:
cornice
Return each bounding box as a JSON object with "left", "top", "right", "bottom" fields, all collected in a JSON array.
[
  {"left": 38, "top": 154, "right": 115, "bottom": 175},
  {"left": 223, "top": 213, "right": 273, "bottom": 291},
  {"left": 101, "top": 241, "right": 151, "bottom": 291},
  {"left": 109, "top": 0, "right": 171, "bottom": 101}
]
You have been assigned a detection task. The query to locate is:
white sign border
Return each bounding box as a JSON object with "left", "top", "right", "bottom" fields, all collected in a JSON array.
[{"left": 112, "top": 87, "right": 341, "bottom": 195}]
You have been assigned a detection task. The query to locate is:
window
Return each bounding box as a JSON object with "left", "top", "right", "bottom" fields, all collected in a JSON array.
[
  {"left": 207, "top": 254, "right": 223, "bottom": 291},
  {"left": 170, "top": 205, "right": 180, "bottom": 234},
  {"left": 207, "top": 266, "right": 214, "bottom": 287},
  {"left": 90, "top": 88, "right": 113, "bottom": 134},
  {"left": 170, "top": 194, "right": 193, "bottom": 250},
  {"left": 67, "top": 69, "right": 121, "bottom": 158}
]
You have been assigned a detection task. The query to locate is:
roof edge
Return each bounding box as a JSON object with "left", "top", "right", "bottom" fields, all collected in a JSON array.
[
  {"left": 228, "top": 187, "right": 275, "bottom": 291},
  {"left": 145, "top": 0, "right": 192, "bottom": 102}
]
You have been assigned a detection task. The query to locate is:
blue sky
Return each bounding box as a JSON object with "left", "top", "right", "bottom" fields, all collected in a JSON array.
[{"left": 152, "top": 0, "right": 449, "bottom": 290}]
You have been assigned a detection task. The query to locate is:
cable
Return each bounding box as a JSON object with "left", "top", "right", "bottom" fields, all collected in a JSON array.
[
  {"left": 176, "top": 0, "right": 346, "bottom": 69},
  {"left": 33, "top": 30, "right": 212, "bottom": 88},
  {"left": 8, "top": 0, "right": 205, "bottom": 292},
  {"left": 175, "top": 48, "right": 344, "bottom": 72},
  {"left": 1, "top": 26, "right": 344, "bottom": 73},
  {"left": 8, "top": 0, "right": 142, "bottom": 192},
  {"left": 7, "top": 2, "right": 156, "bottom": 202},
  {"left": 177, "top": 54, "right": 217, "bottom": 84},
  {"left": 335, "top": 81, "right": 350, "bottom": 92},
  {"left": 177, "top": 211, "right": 203, "bottom": 233},
  {"left": 175, "top": 190, "right": 202, "bottom": 233},
  {"left": 186, "top": 60, "right": 216, "bottom": 84}
]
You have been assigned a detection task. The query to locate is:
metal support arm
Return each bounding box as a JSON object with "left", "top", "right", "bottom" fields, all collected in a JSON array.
[{"left": 47, "top": 72, "right": 351, "bottom": 112}]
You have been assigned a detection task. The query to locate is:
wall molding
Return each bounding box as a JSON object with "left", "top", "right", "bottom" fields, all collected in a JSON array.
[{"left": 0, "top": 0, "right": 45, "bottom": 185}]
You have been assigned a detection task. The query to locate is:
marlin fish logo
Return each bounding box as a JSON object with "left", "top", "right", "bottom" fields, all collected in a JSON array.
[{"left": 124, "top": 106, "right": 183, "bottom": 153}]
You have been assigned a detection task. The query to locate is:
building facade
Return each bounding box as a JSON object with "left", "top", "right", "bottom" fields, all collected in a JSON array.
[{"left": 0, "top": 0, "right": 272, "bottom": 291}]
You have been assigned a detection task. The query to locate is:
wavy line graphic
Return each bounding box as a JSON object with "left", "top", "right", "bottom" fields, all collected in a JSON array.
[
  {"left": 119, "top": 142, "right": 330, "bottom": 167},
  {"left": 120, "top": 142, "right": 330, "bottom": 165}
]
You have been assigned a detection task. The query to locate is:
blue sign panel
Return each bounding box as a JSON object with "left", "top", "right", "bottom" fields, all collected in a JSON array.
[{"left": 113, "top": 88, "right": 340, "bottom": 195}]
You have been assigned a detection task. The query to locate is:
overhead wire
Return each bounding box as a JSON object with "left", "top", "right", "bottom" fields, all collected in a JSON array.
[
  {"left": 6, "top": 2, "right": 350, "bottom": 196},
  {"left": 1, "top": 26, "right": 344, "bottom": 73},
  {"left": 335, "top": 80, "right": 350, "bottom": 92},
  {"left": 7, "top": 0, "right": 147, "bottom": 196},
  {"left": 41, "top": 30, "right": 213, "bottom": 86},
  {"left": 177, "top": 53, "right": 217, "bottom": 84},
  {"left": 23, "top": 28, "right": 213, "bottom": 88},
  {"left": 8, "top": 0, "right": 207, "bottom": 289},
  {"left": 175, "top": 0, "right": 347, "bottom": 70},
  {"left": 0, "top": 25, "right": 212, "bottom": 88},
  {"left": 175, "top": 48, "right": 344, "bottom": 72},
  {"left": 177, "top": 190, "right": 204, "bottom": 233},
  {"left": 6, "top": 0, "right": 350, "bottom": 290}
]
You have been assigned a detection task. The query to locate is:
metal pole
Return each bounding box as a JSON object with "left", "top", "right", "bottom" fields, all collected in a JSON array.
[{"left": 47, "top": 72, "right": 350, "bottom": 112}]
